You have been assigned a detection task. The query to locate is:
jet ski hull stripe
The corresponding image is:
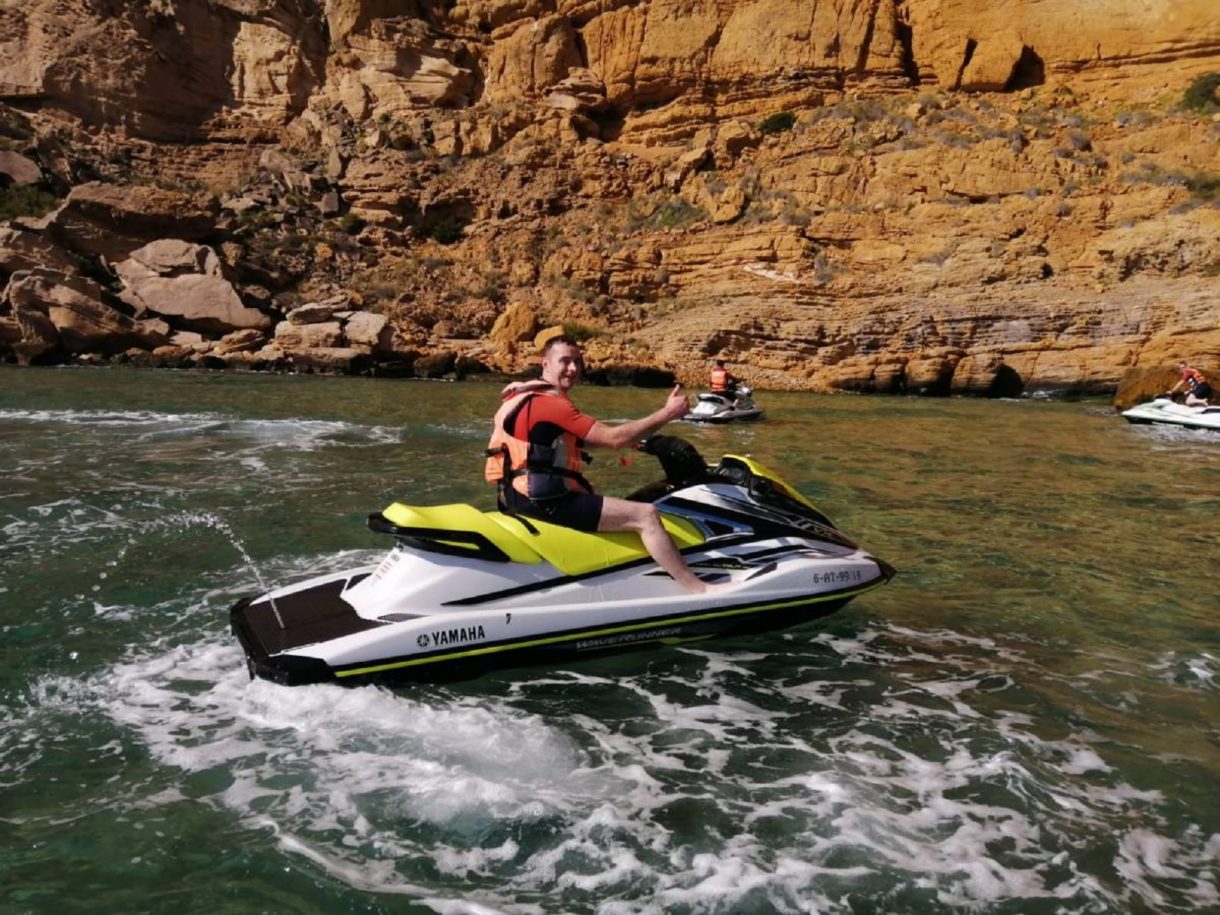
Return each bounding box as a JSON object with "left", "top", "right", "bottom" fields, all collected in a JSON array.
[
  {"left": 330, "top": 582, "right": 880, "bottom": 678},
  {"left": 440, "top": 538, "right": 758, "bottom": 606}
]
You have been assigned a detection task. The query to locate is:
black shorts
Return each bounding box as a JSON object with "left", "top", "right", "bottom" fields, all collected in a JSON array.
[
  {"left": 501, "top": 487, "right": 604, "bottom": 533},
  {"left": 1192, "top": 381, "right": 1212, "bottom": 399}
]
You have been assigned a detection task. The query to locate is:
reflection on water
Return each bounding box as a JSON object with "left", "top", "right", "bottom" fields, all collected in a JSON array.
[{"left": 1, "top": 366, "right": 1218, "bottom": 913}]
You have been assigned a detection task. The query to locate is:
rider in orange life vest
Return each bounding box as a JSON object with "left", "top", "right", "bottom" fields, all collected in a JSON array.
[
  {"left": 1167, "top": 362, "right": 1213, "bottom": 406},
  {"left": 486, "top": 336, "right": 717, "bottom": 594},
  {"left": 709, "top": 359, "right": 738, "bottom": 394}
]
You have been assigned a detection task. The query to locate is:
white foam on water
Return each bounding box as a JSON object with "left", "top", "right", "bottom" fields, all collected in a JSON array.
[
  {"left": 10, "top": 607, "right": 1216, "bottom": 913},
  {"left": 80, "top": 632, "right": 600, "bottom": 904},
  {"left": 2, "top": 407, "right": 211, "bottom": 428},
  {"left": 1060, "top": 747, "right": 1111, "bottom": 776},
  {"left": 1115, "top": 828, "right": 1220, "bottom": 910},
  {"left": 4, "top": 498, "right": 122, "bottom": 551},
  {"left": 1150, "top": 650, "right": 1216, "bottom": 689},
  {"left": 280, "top": 829, "right": 548, "bottom": 913},
  {"left": 0, "top": 407, "right": 407, "bottom": 451},
  {"left": 771, "top": 677, "right": 853, "bottom": 711},
  {"left": 1126, "top": 421, "right": 1220, "bottom": 453}
]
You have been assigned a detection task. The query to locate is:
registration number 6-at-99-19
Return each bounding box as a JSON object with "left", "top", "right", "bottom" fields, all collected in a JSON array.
[{"left": 812, "top": 568, "right": 865, "bottom": 586}]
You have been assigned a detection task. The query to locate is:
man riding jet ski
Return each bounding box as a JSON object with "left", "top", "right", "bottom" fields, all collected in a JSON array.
[
  {"left": 684, "top": 386, "right": 765, "bottom": 423},
  {"left": 1122, "top": 361, "right": 1220, "bottom": 431},
  {"left": 230, "top": 435, "right": 894, "bottom": 686},
  {"left": 684, "top": 359, "right": 764, "bottom": 423},
  {"left": 486, "top": 335, "right": 711, "bottom": 593}
]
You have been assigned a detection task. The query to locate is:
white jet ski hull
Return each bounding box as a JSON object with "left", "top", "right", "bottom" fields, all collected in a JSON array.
[
  {"left": 1122, "top": 398, "right": 1220, "bottom": 432},
  {"left": 684, "top": 389, "right": 765, "bottom": 424}
]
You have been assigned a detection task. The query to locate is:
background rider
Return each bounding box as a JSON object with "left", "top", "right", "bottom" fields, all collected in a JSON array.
[
  {"left": 710, "top": 359, "right": 739, "bottom": 396},
  {"left": 1167, "top": 361, "right": 1213, "bottom": 406}
]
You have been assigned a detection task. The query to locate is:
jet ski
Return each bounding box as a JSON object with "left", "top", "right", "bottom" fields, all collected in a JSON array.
[
  {"left": 230, "top": 436, "right": 893, "bottom": 686},
  {"left": 1122, "top": 397, "right": 1220, "bottom": 432},
  {"left": 684, "top": 385, "right": 764, "bottom": 423}
]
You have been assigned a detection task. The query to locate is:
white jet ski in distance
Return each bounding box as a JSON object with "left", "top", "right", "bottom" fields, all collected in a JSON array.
[
  {"left": 1122, "top": 397, "right": 1220, "bottom": 432},
  {"left": 684, "top": 386, "right": 764, "bottom": 423},
  {"left": 230, "top": 436, "right": 893, "bottom": 686}
]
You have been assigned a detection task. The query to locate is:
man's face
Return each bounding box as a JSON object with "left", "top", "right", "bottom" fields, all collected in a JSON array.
[{"left": 542, "top": 342, "right": 583, "bottom": 392}]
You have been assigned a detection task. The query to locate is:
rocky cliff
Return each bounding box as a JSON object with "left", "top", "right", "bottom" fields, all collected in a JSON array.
[{"left": 1, "top": 0, "right": 1218, "bottom": 395}]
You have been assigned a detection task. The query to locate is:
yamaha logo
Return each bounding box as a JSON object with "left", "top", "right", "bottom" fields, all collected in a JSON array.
[{"left": 416, "top": 625, "right": 486, "bottom": 650}]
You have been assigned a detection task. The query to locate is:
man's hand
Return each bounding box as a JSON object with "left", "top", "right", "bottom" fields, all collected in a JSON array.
[
  {"left": 500, "top": 379, "right": 553, "bottom": 399},
  {"left": 585, "top": 384, "right": 692, "bottom": 450},
  {"left": 663, "top": 383, "right": 690, "bottom": 421}
]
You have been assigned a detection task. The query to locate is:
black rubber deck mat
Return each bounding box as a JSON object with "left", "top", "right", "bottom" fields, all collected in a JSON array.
[{"left": 236, "top": 576, "right": 384, "bottom": 656}]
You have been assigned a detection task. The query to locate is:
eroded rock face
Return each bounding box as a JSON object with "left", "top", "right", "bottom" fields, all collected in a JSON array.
[
  {"left": 5, "top": 267, "right": 162, "bottom": 357},
  {"left": 0, "top": 226, "right": 77, "bottom": 275},
  {"left": 48, "top": 184, "right": 218, "bottom": 262},
  {"left": 0, "top": 151, "right": 42, "bottom": 185},
  {"left": 329, "top": 16, "right": 478, "bottom": 120},
  {"left": 0, "top": 0, "right": 1217, "bottom": 391},
  {"left": 116, "top": 240, "right": 272, "bottom": 333},
  {"left": 275, "top": 319, "right": 343, "bottom": 348},
  {"left": 6, "top": 1, "right": 1213, "bottom": 143},
  {"left": 343, "top": 310, "right": 395, "bottom": 350},
  {"left": 0, "top": 0, "right": 324, "bottom": 141},
  {"left": 906, "top": 0, "right": 1220, "bottom": 90}
]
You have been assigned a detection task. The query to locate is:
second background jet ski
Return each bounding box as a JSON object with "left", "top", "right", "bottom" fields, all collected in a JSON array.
[
  {"left": 684, "top": 385, "right": 765, "bottom": 423},
  {"left": 230, "top": 436, "right": 892, "bottom": 686}
]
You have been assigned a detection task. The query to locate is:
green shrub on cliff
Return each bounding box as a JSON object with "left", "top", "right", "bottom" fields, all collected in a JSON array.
[
  {"left": 1182, "top": 73, "right": 1220, "bottom": 112},
  {"left": 1191, "top": 172, "right": 1220, "bottom": 201},
  {"left": 0, "top": 184, "right": 58, "bottom": 222},
  {"left": 337, "top": 213, "right": 365, "bottom": 235},
  {"left": 561, "top": 321, "right": 608, "bottom": 342},
  {"left": 1118, "top": 162, "right": 1220, "bottom": 202},
  {"left": 626, "top": 194, "right": 705, "bottom": 231},
  {"left": 759, "top": 112, "right": 796, "bottom": 135},
  {"left": 428, "top": 214, "right": 466, "bottom": 244}
]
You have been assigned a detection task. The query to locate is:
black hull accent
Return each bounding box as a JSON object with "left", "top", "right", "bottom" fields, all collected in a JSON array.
[
  {"left": 685, "top": 413, "right": 764, "bottom": 424},
  {"left": 234, "top": 586, "right": 866, "bottom": 687}
]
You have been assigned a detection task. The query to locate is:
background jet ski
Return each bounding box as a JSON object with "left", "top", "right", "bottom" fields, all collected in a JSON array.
[
  {"left": 1122, "top": 397, "right": 1220, "bottom": 432},
  {"left": 231, "top": 436, "right": 892, "bottom": 686},
  {"left": 683, "top": 385, "right": 764, "bottom": 423}
]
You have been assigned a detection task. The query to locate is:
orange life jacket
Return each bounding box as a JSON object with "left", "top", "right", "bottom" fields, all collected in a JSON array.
[
  {"left": 1182, "top": 366, "right": 1208, "bottom": 391},
  {"left": 710, "top": 366, "right": 730, "bottom": 392},
  {"left": 484, "top": 390, "right": 592, "bottom": 499}
]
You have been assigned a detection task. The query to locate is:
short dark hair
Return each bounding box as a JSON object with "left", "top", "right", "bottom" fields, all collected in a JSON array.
[
  {"left": 714, "top": 359, "right": 725, "bottom": 367},
  {"left": 542, "top": 335, "right": 582, "bottom": 355}
]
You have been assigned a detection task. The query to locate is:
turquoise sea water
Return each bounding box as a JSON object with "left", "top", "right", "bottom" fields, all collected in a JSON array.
[{"left": 1, "top": 365, "right": 1217, "bottom": 914}]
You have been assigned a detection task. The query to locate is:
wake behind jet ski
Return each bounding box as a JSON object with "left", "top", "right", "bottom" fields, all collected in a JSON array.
[
  {"left": 230, "top": 436, "right": 893, "bottom": 686},
  {"left": 1122, "top": 397, "right": 1220, "bottom": 432},
  {"left": 684, "top": 386, "right": 765, "bottom": 423}
]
